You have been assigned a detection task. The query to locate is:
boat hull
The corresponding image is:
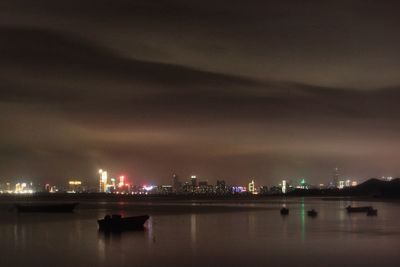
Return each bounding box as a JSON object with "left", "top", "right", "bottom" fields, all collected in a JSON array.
[
  {"left": 367, "top": 209, "right": 378, "bottom": 216},
  {"left": 15, "top": 203, "right": 78, "bottom": 213},
  {"left": 280, "top": 208, "right": 289, "bottom": 215},
  {"left": 346, "top": 206, "right": 373, "bottom": 213},
  {"left": 307, "top": 210, "right": 318, "bottom": 217},
  {"left": 98, "top": 215, "right": 150, "bottom": 232}
]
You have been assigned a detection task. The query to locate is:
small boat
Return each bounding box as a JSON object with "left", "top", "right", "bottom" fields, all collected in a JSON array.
[
  {"left": 98, "top": 214, "right": 150, "bottom": 232},
  {"left": 280, "top": 207, "right": 289, "bottom": 215},
  {"left": 346, "top": 206, "right": 373, "bottom": 213},
  {"left": 307, "top": 209, "right": 318, "bottom": 217},
  {"left": 15, "top": 203, "right": 78, "bottom": 213},
  {"left": 367, "top": 209, "right": 378, "bottom": 216}
]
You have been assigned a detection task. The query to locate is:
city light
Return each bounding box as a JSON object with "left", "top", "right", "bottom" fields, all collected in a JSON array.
[
  {"left": 0, "top": 168, "right": 389, "bottom": 196},
  {"left": 143, "top": 185, "right": 155, "bottom": 191},
  {"left": 282, "top": 180, "right": 287, "bottom": 194},
  {"left": 118, "top": 175, "right": 125, "bottom": 188},
  {"left": 248, "top": 180, "right": 256, "bottom": 194},
  {"left": 99, "top": 170, "right": 108, "bottom": 193}
]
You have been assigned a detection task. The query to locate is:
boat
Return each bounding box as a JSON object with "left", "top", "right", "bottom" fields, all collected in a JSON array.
[
  {"left": 15, "top": 203, "right": 78, "bottom": 213},
  {"left": 98, "top": 214, "right": 150, "bottom": 232},
  {"left": 367, "top": 209, "right": 378, "bottom": 216},
  {"left": 307, "top": 209, "right": 318, "bottom": 217},
  {"left": 280, "top": 207, "right": 289, "bottom": 215},
  {"left": 346, "top": 205, "right": 373, "bottom": 213}
]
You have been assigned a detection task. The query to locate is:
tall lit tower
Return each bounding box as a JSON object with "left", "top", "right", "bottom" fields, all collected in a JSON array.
[
  {"left": 99, "top": 169, "right": 108, "bottom": 192},
  {"left": 99, "top": 169, "right": 103, "bottom": 192},
  {"left": 119, "top": 175, "right": 125, "bottom": 188},
  {"left": 172, "top": 173, "right": 180, "bottom": 192},
  {"left": 332, "top": 167, "right": 340, "bottom": 188},
  {"left": 282, "top": 180, "right": 287, "bottom": 194},
  {"left": 191, "top": 175, "right": 197, "bottom": 187},
  {"left": 248, "top": 179, "right": 256, "bottom": 194}
]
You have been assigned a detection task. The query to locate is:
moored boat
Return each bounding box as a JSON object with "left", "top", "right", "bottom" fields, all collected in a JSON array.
[
  {"left": 367, "top": 209, "right": 378, "bottom": 216},
  {"left": 98, "top": 214, "right": 150, "bottom": 232},
  {"left": 346, "top": 206, "right": 373, "bottom": 213},
  {"left": 307, "top": 209, "right": 318, "bottom": 217},
  {"left": 280, "top": 207, "right": 289, "bottom": 215},
  {"left": 15, "top": 203, "right": 78, "bottom": 213}
]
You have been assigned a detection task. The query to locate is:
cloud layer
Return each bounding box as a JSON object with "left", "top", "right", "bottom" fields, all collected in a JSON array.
[{"left": 1, "top": 1, "right": 400, "bottom": 186}]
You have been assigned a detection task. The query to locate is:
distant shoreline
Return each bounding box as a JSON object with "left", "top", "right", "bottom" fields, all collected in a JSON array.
[{"left": 0, "top": 192, "right": 399, "bottom": 203}]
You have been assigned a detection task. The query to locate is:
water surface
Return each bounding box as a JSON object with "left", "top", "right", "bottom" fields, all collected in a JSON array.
[{"left": 0, "top": 198, "right": 399, "bottom": 267}]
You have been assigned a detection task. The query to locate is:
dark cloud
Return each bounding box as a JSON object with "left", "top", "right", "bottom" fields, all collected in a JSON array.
[{"left": 1, "top": 1, "right": 400, "bottom": 186}]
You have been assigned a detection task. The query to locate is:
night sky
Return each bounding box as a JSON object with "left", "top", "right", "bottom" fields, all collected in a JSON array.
[{"left": 1, "top": 0, "right": 400, "bottom": 186}]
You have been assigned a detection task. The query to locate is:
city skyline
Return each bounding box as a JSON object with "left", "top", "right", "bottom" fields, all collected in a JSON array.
[
  {"left": 2, "top": 1, "right": 400, "bottom": 185},
  {"left": 1, "top": 166, "right": 364, "bottom": 194},
  {"left": 3, "top": 166, "right": 391, "bottom": 191},
  {"left": 2, "top": 2, "right": 400, "bottom": 267}
]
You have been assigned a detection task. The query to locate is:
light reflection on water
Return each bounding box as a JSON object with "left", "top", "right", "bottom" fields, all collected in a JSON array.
[
  {"left": 0, "top": 198, "right": 399, "bottom": 267},
  {"left": 300, "top": 198, "right": 305, "bottom": 241}
]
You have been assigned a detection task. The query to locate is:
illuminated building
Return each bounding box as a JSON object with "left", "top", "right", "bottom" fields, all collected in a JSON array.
[
  {"left": 98, "top": 169, "right": 108, "bottom": 193},
  {"left": 49, "top": 186, "right": 58, "bottom": 193},
  {"left": 15, "top": 183, "right": 21, "bottom": 192},
  {"left": 155, "top": 185, "right": 173, "bottom": 194},
  {"left": 297, "top": 178, "right": 308, "bottom": 189},
  {"left": 282, "top": 180, "right": 287, "bottom": 194},
  {"left": 382, "top": 176, "right": 393, "bottom": 181},
  {"left": 259, "top": 186, "right": 269, "bottom": 194},
  {"left": 191, "top": 175, "right": 197, "bottom": 187},
  {"left": 198, "top": 181, "right": 213, "bottom": 194},
  {"left": 248, "top": 179, "right": 256, "bottom": 194},
  {"left": 68, "top": 180, "right": 82, "bottom": 192},
  {"left": 182, "top": 181, "right": 192, "bottom": 193},
  {"left": 118, "top": 175, "right": 125, "bottom": 188},
  {"left": 338, "top": 180, "right": 345, "bottom": 189},
  {"left": 14, "top": 182, "right": 33, "bottom": 194},
  {"left": 99, "top": 169, "right": 103, "bottom": 192},
  {"left": 216, "top": 180, "right": 227, "bottom": 194},
  {"left": 232, "top": 186, "right": 246, "bottom": 193},
  {"left": 332, "top": 167, "right": 340, "bottom": 188},
  {"left": 110, "top": 178, "right": 116, "bottom": 189},
  {"left": 172, "top": 173, "right": 182, "bottom": 193},
  {"left": 143, "top": 185, "right": 156, "bottom": 194}
]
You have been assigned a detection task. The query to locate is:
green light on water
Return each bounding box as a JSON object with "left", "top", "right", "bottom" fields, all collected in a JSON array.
[{"left": 300, "top": 198, "right": 305, "bottom": 241}]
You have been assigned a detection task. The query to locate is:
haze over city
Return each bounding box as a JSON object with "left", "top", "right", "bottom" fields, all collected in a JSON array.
[
  {"left": 2, "top": 0, "right": 400, "bottom": 185},
  {"left": 2, "top": 2, "right": 400, "bottom": 267}
]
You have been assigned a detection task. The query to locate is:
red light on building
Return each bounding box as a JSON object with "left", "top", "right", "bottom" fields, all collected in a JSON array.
[{"left": 118, "top": 175, "right": 125, "bottom": 188}]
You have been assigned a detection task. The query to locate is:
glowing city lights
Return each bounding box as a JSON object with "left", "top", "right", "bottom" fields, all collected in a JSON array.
[{"left": 282, "top": 180, "right": 287, "bottom": 194}]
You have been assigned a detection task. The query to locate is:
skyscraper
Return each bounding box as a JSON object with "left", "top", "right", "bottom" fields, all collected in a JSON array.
[
  {"left": 332, "top": 167, "right": 340, "bottom": 188},
  {"left": 99, "top": 169, "right": 108, "bottom": 193},
  {"left": 248, "top": 179, "right": 256, "bottom": 194},
  {"left": 216, "top": 180, "right": 227, "bottom": 194},
  {"left": 191, "top": 175, "right": 197, "bottom": 187},
  {"left": 172, "top": 173, "right": 181, "bottom": 192},
  {"left": 282, "top": 180, "right": 287, "bottom": 194}
]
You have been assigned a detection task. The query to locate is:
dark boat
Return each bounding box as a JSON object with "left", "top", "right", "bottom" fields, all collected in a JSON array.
[
  {"left": 346, "top": 205, "right": 373, "bottom": 213},
  {"left": 367, "top": 209, "right": 378, "bottom": 216},
  {"left": 15, "top": 203, "right": 78, "bottom": 213},
  {"left": 98, "top": 214, "right": 150, "bottom": 232},
  {"left": 280, "top": 207, "right": 289, "bottom": 215},
  {"left": 307, "top": 209, "right": 318, "bottom": 217}
]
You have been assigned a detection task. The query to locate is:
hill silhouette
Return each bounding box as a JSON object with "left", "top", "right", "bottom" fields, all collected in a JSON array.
[
  {"left": 287, "top": 178, "right": 400, "bottom": 198},
  {"left": 350, "top": 178, "right": 400, "bottom": 197}
]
